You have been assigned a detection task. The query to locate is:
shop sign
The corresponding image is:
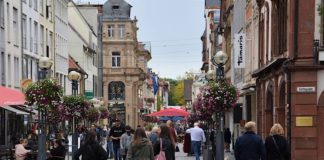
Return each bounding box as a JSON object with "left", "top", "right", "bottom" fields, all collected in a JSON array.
[
  {"left": 296, "top": 116, "right": 313, "bottom": 127},
  {"left": 296, "top": 87, "right": 315, "bottom": 93},
  {"left": 234, "top": 33, "right": 246, "bottom": 68},
  {"left": 85, "top": 91, "right": 93, "bottom": 99}
]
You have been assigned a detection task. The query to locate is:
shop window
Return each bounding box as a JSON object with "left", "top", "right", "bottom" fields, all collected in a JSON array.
[{"left": 108, "top": 81, "right": 125, "bottom": 100}]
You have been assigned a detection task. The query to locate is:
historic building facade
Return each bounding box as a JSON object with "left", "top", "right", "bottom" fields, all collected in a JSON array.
[{"left": 102, "top": 0, "right": 149, "bottom": 128}]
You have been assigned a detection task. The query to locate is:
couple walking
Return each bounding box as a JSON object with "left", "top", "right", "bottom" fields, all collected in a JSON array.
[{"left": 234, "top": 121, "right": 290, "bottom": 160}]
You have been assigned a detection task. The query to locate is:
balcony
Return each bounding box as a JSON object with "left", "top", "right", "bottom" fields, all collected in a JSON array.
[{"left": 103, "top": 67, "right": 144, "bottom": 76}]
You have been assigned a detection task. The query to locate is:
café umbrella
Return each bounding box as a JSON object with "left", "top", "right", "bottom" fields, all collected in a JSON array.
[{"left": 146, "top": 108, "right": 189, "bottom": 117}]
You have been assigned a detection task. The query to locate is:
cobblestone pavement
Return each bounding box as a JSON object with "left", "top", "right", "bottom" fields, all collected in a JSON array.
[{"left": 175, "top": 143, "right": 235, "bottom": 160}]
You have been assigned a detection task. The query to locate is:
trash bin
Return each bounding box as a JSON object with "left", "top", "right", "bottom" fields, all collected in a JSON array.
[{"left": 203, "top": 145, "right": 213, "bottom": 160}]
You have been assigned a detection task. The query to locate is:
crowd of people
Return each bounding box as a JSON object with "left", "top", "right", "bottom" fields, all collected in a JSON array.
[{"left": 12, "top": 119, "right": 290, "bottom": 160}]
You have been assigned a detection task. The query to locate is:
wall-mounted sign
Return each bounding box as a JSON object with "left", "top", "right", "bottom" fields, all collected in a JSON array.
[
  {"left": 234, "top": 33, "right": 246, "bottom": 68},
  {"left": 296, "top": 116, "right": 313, "bottom": 127},
  {"left": 296, "top": 87, "right": 316, "bottom": 93}
]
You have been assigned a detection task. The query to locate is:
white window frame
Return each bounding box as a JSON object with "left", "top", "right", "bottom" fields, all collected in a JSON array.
[
  {"left": 14, "top": 57, "right": 19, "bottom": 87},
  {"left": 7, "top": 55, "right": 11, "bottom": 86},
  {"left": 118, "top": 24, "right": 125, "bottom": 38},
  {"left": 108, "top": 25, "right": 114, "bottom": 37},
  {"left": 34, "top": 21, "right": 38, "bottom": 54},
  {"left": 6, "top": 3, "right": 10, "bottom": 43},
  {"left": 0, "top": 0, "right": 4, "bottom": 28},
  {"left": 22, "top": 14, "right": 27, "bottom": 49},
  {"left": 13, "top": 7, "right": 18, "bottom": 46},
  {"left": 112, "top": 52, "right": 121, "bottom": 68}
]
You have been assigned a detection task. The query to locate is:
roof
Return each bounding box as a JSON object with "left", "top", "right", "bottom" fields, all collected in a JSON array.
[
  {"left": 252, "top": 58, "right": 287, "bottom": 78},
  {"left": 68, "top": 55, "right": 87, "bottom": 74},
  {"left": 103, "top": 0, "right": 132, "bottom": 20}
]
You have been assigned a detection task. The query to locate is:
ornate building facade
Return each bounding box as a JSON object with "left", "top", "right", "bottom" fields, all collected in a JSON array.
[{"left": 102, "top": 0, "right": 150, "bottom": 128}]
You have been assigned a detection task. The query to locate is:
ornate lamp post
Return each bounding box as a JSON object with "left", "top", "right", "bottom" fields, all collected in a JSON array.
[
  {"left": 37, "top": 56, "right": 53, "bottom": 160},
  {"left": 68, "top": 70, "right": 81, "bottom": 159},
  {"left": 212, "top": 51, "right": 228, "bottom": 160}
]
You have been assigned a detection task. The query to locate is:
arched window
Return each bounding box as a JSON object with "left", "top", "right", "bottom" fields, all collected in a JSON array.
[
  {"left": 108, "top": 81, "right": 125, "bottom": 100},
  {"left": 278, "top": 0, "right": 287, "bottom": 53}
]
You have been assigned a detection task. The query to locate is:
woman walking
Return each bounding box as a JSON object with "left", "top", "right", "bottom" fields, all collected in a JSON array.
[
  {"left": 74, "top": 131, "right": 108, "bottom": 160},
  {"left": 153, "top": 124, "right": 175, "bottom": 160},
  {"left": 126, "top": 128, "right": 154, "bottom": 160},
  {"left": 265, "top": 123, "right": 290, "bottom": 160}
]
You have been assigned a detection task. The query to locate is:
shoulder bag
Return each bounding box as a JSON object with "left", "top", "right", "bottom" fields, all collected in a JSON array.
[
  {"left": 271, "top": 136, "right": 285, "bottom": 160},
  {"left": 155, "top": 139, "right": 166, "bottom": 160}
]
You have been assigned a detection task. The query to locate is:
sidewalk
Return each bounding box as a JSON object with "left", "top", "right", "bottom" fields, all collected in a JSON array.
[{"left": 175, "top": 143, "right": 235, "bottom": 160}]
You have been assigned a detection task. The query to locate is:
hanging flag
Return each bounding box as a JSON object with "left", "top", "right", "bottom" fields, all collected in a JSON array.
[{"left": 152, "top": 75, "right": 159, "bottom": 95}]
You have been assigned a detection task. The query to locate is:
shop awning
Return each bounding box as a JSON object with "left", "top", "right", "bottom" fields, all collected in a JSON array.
[
  {"left": 0, "top": 106, "right": 29, "bottom": 115},
  {"left": 0, "top": 86, "right": 25, "bottom": 105}
]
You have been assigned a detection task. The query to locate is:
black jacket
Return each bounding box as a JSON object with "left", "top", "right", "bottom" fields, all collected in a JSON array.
[
  {"left": 153, "top": 138, "right": 175, "bottom": 160},
  {"left": 265, "top": 135, "right": 290, "bottom": 160},
  {"left": 74, "top": 142, "right": 108, "bottom": 160},
  {"left": 49, "top": 145, "right": 66, "bottom": 160},
  {"left": 234, "top": 131, "right": 266, "bottom": 160}
]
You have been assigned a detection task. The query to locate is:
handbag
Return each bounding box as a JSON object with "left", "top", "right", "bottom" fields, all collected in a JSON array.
[
  {"left": 155, "top": 139, "right": 166, "bottom": 160},
  {"left": 271, "top": 136, "right": 285, "bottom": 160}
]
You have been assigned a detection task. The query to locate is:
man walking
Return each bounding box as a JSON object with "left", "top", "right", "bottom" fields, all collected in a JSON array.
[
  {"left": 234, "top": 121, "right": 266, "bottom": 160},
  {"left": 186, "top": 122, "right": 206, "bottom": 160},
  {"left": 109, "top": 120, "right": 125, "bottom": 160}
]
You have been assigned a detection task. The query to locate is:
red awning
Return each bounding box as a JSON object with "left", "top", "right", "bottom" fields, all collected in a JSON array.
[
  {"left": 0, "top": 86, "right": 25, "bottom": 105},
  {"left": 146, "top": 108, "right": 190, "bottom": 117}
]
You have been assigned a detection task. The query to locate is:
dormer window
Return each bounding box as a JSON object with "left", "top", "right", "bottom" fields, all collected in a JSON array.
[{"left": 112, "top": 5, "right": 119, "bottom": 9}]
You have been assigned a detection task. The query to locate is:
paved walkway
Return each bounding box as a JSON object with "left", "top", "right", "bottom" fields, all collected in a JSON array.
[{"left": 175, "top": 143, "right": 235, "bottom": 160}]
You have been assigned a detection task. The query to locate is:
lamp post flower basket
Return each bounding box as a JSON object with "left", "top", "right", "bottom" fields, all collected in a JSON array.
[
  {"left": 144, "top": 97, "right": 155, "bottom": 104},
  {"left": 47, "top": 104, "right": 66, "bottom": 124},
  {"left": 62, "top": 95, "right": 90, "bottom": 121},
  {"left": 25, "top": 79, "right": 63, "bottom": 112},
  {"left": 193, "top": 81, "right": 238, "bottom": 119},
  {"left": 86, "top": 107, "right": 100, "bottom": 123},
  {"left": 99, "top": 106, "right": 109, "bottom": 119}
]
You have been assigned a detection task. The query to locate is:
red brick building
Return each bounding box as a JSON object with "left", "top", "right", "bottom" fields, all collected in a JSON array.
[{"left": 252, "top": 0, "right": 324, "bottom": 159}]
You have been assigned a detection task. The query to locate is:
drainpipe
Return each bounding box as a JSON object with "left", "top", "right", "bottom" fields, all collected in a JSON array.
[{"left": 283, "top": 60, "right": 291, "bottom": 155}]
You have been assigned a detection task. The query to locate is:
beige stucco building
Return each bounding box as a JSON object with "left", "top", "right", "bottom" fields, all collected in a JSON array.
[{"left": 102, "top": 0, "right": 150, "bottom": 128}]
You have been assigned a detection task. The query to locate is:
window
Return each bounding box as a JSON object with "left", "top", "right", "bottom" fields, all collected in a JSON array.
[
  {"left": 118, "top": 24, "right": 125, "bottom": 38},
  {"left": 29, "top": 18, "right": 33, "bottom": 52},
  {"left": 108, "top": 81, "right": 125, "bottom": 100},
  {"left": 33, "top": 0, "right": 37, "bottom": 11},
  {"left": 0, "top": 52, "right": 5, "bottom": 86},
  {"left": 112, "top": 52, "right": 121, "bottom": 67},
  {"left": 6, "top": 3, "right": 9, "bottom": 42},
  {"left": 7, "top": 55, "right": 10, "bottom": 86},
  {"left": 40, "top": 25, "right": 44, "bottom": 54},
  {"left": 39, "top": 0, "right": 43, "bottom": 15},
  {"left": 108, "top": 25, "right": 114, "bottom": 37},
  {"left": 22, "top": 15, "right": 27, "bottom": 49},
  {"left": 49, "top": 32, "right": 53, "bottom": 57},
  {"left": 14, "top": 57, "right": 19, "bottom": 87},
  {"left": 23, "top": 57, "right": 28, "bottom": 79},
  {"left": 34, "top": 21, "right": 38, "bottom": 54},
  {"left": 13, "top": 7, "right": 18, "bottom": 46},
  {"left": 278, "top": 0, "right": 287, "bottom": 53},
  {"left": 0, "top": 0, "right": 4, "bottom": 28},
  {"left": 28, "top": 59, "right": 32, "bottom": 79},
  {"left": 321, "top": 0, "right": 324, "bottom": 46},
  {"left": 29, "top": 0, "right": 32, "bottom": 8},
  {"left": 112, "top": 5, "right": 119, "bottom": 9}
]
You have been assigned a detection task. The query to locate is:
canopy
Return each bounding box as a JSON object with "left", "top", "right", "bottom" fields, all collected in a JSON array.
[
  {"left": 0, "top": 86, "right": 25, "bottom": 105},
  {"left": 147, "top": 108, "right": 189, "bottom": 117},
  {"left": 159, "top": 116, "right": 184, "bottom": 121}
]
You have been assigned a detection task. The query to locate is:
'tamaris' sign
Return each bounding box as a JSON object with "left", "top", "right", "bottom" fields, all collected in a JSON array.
[{"left": 234, "top": 33, "right": 246, "bottom": 68}]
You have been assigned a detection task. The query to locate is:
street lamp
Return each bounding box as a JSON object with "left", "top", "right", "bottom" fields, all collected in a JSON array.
[
  {"left": 212, "top": 51, "right": 228, "bottom": 160},
  {"left": 37, "top": 56, "right": 53, "bottom": 160},
  {"left": 68, "top": 70, "right": 81, "bottom": 159}
]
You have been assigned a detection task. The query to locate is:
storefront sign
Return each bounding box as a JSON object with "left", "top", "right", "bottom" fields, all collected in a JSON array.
[
  {"left": 296, "top": 116, "right": 313, "bottom": 127},
  {"left": 85, "top": 91, "right": 93, "bottom": 99},
  {"left": 234, "top": 33, "right": 246, "bottom": 68},
  {"left": 296, "top": 87, "right": 316, "bottom": 93}
]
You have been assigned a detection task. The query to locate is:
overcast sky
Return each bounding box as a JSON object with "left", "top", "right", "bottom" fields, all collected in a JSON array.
[{"left": 77, "top": 0, "right": 205, "bottom": 79}]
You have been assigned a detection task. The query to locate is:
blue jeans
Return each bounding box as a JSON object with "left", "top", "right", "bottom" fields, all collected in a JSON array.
[
  {"left": 191, "top": 141, "right": 201, "bottom": 160},
  {"left": 107, "top": 140, "right": 114, "bottom": 158},
  {"left": 113, "top": 143, "right": 122, "bottom": 160}
]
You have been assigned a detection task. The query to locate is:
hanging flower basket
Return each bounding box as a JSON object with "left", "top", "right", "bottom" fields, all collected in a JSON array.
[
  {"left": 25, "top": 79, "right": 63, "bottom": 111},
  {"left": 193, "top": 81, "right": 238, "bottom": 115},
  {"left": 99, "top": 106, "right": 109, "bottom": 119},
  {"left": 47, "top": 104, "right": 66, "bottom": 124},
  {"left": 62, "top": 95, "right": 90, "bottom": 121},
  {"left": 86, "top": 107, "right": 100, "bottom": 123},
  {"left": 144, "top": 97, "right": 155, "bottom": 103}
]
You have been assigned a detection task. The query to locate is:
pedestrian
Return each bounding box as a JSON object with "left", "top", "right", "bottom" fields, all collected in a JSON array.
[
  {"left": 15, "top": 139, "right": 31, "bottom": 160},
  {"left": 265, "top": 123, "right": 290, "bottom": 160},
  {"left": 234, "top": 121, "right": 266, "bottom": 160},
  {"left": 48, "top": 139, "right": 66, "bottom": 160},
  {"left": 109, "top": 119, "right": 126, "bottom": 160},
  {"left": 148, "top": 126, "right": 159, "bottom": 146},
  {"left": 166, "top": 120, "right": 177, "bottom": 146},
  {"left": 106, "top": 125, "right": 114, "bottom": 159},
  {"left": 153, "top": 124, "right": 175, "bottom": 160},
  {"left": 120, "top": 126, "right": 133, "bottom": 160},
  {"left": 224, "top": 128, "right": 231, "bottom": 152},
  {"left": 126, "top": 127, "right": 154, "bottom": 160},
  {"left": 186, "top": 122, "right": 206, "bottom": 160},
  {"left": 74, "top": 131, "right": 108, "bottom": 160}
]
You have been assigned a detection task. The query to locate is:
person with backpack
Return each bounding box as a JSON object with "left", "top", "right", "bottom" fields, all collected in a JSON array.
[{"left": 74, "top": 131, "right": 108, "bottom": 160}]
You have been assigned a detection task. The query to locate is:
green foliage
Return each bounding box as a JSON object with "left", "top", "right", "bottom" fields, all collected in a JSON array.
[
  {"left": 62, "top": 95, "right": 90, "bottom": 120},
  {"left": 318, "top": 4, "right": 324, "bottom": 16},
  {"left": 86, "top": 107, "right": 100, "bottom": 123},
  {"left": 157, "top": 95, "right": 163, "bottom": 111},
  {"left": 169, "top": 79, "right": 185, "bottom": 106}
]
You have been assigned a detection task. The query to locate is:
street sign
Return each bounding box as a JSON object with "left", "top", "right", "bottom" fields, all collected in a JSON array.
[
  {"left": 85, "top": 91, "right": 93, "bottom": 99},
  {"left": 296, "top": 87, "right": 316, "bottom": 93},
  {"left": 296, "top": 116, "right": 313, "bottom": 127}
]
